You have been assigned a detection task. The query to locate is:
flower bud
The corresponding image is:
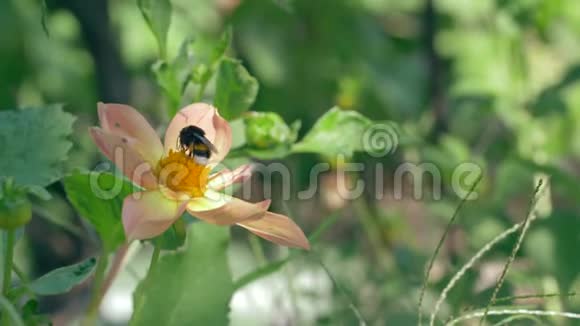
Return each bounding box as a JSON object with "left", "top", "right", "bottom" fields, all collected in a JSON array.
[
  {"left": 244, "top": 112, "right": 296, "bottom": 149},
  {"left": 0, "top": 179, "right": 32, "bottom": 230}
]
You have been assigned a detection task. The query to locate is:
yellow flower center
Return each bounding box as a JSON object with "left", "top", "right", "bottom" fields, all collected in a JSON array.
[{"left": 155, "top": 150, "right": 210, "bottom": 197}]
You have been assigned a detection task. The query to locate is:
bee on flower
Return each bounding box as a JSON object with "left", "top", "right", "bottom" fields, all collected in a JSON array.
[{"left": 90, "top": 102, "right": 309, "bottom": 249}]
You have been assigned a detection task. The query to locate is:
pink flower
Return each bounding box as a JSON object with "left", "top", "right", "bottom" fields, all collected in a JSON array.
[{"left": 90, "top": 102, "right": 310, "bottom": 249}]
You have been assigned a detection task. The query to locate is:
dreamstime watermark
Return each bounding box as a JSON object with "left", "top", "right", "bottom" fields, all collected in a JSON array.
[
  {"left": 363, "top": 122, "right": 399, "bottom": 157},
  {"left": 87, "top": 123, "right": 483, "bottom": 203}
]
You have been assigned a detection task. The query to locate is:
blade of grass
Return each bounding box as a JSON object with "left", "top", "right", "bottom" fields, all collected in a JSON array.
[
  {"left": 308, "top": 211, "right": 341, "bottom": 244},
  {"left": 312, "top": 252, "right": 367, "bottom": 326},
  {"left": 447, "top": 308, "right": 580, "bottom": 326},
  {"left": 429, "top": 222, "right": 521, "bottom": 326},
  {"left": 233, "top": 210, "right": 342, "bottom": 292},
  {"left": 417, "top": 174, "right": 482, "bottom": 325},
  {"left": 233, "top": 257, "right": 290, "bottom": 291},
  {"left": 479, "top": 179, "right": 545, "bottom": 325},
  {"left": 494, "top": 292, "right": 576, "bottom": 305},
  {"left": 430, "top": 179, "right": 548, "bottom": 325},
  {"left": 491, "top": 315, "right": 543, "bottom": 326}
]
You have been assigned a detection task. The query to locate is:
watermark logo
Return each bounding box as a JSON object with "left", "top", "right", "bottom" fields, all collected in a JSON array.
[
  {"left": 86, "top": 123, "right": 482, "bottom": 203},
  {"left": 363, "top": 122, "right": 399, "bottom": 157}
]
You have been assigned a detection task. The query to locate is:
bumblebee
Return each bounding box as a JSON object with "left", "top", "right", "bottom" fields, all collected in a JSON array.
[{"left": 178, "top": 125, "right": 218, "bottom": 165}]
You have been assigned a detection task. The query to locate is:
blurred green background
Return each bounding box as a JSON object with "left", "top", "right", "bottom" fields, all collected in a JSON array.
[{"left": 3, "top": 0, "right": 580, "bottom": 324}]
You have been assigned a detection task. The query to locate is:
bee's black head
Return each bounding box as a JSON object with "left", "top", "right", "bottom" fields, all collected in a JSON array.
[
  {"left": 179, "top": 125, "right": 205, "bottom": 145},
  {"left": 180, "top": 125, "right": 205, "bottom": 138}
]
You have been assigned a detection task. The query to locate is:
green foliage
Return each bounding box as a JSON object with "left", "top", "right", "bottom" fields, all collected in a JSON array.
[
  {"left": 29, "top": 257, "right": 97, "bottom": 295},
  {"left": 293, "top": 107, "right": 383, "bottom": 158},
  {"left": 0, "top": 106, "right": 75, "bottom": 188},
  {"left": 525, "top": 211, "right": 580, "bottom": 292},
  {"left": 241, "top": 111, "right": 299, "bottom": 159},
  {"left": 214, "top": 58, "right": 259, "bottom": 120},
  {"left": 153, "top": 59, "right": 187, "bottom": 114},
  {"left": 21, "top": 299, "right": 51, "bottom": 325},
  {"left": 130, "top": 223, "right": 234, "bottom": 326},
  {"left": 6, "top": 0, "right": 580, "bottom": 324},
  {"left": 63, "top": 172, "right": 133, "bottom": 252},
  {"left": 244, "top": 111, "right": 298, "bottom": 148},
  {"left": 154, "top": 29, "right": 231, "bottom": 113},
  {"left": 190, "top": 28, "right": 232, "bottom": 85},
  {"left": 137, "top": 0, "right": 172, "bottom": 58},
  {"left": 0, "top": 179, "right": 32, "bottom": 230}
]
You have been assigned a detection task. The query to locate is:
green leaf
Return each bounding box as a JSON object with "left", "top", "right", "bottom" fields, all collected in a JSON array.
[
  {"left": 214, "top": 58, "right": 259, "bottom": 120},
  {"left": 155, "top": 29, "right": 232, "bottom": 114},
  {"left": 29, "top": 257, "right": 97, "bottom": 295},
  {"left": 63, "top": 172, "right": 134, "bottom": 252},
  {"left": 229, "top": 118, "right": 247, "bottom": 149},
  {"left": 137, "top": 0, "right": 172, "bottom": 58},
  {"left": 292, "top": 107, "right": 396, "bottom": 158},
  {"left": 130, "top": 223, "right": 233, "bottom": 326},
  {"left": 21, "top": 299, "right": 52, "bottom": 326},
  {"left": 190, "top": 28, "right": 232, "bottom": 85},
  {"left": 245, "top": 145, "right": 292, "bottom": 160},
  {"left": 153, "top": 59, "right": 183, "bottom": 112},
  {"left": 0, "top": 106, "right": 75, "bottom": 187}
]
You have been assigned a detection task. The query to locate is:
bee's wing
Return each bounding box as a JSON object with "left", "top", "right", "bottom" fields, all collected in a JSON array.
[{"left": 194, "top": 134, "right": 219, "bottom": 153}]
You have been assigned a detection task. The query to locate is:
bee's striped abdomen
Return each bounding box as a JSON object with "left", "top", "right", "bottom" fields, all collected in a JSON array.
[{"left": 191, "top": 143, "right": 210, "bottom": 165}]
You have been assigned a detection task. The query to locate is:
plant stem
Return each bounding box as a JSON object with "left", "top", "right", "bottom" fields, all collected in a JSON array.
[
  {"left": 11, "top": 264, "right": 27, "bottom": 284},
  {"left": 353, "top": 199, "right": 392, "bottom": 273},
  {"left": 97, "top": 244, "right": 130, "bottom": 306},
  {"left": 0, "top": 295, "right": 25, "bottom": 326},
  {"left": 248, "top": 235, "right": 267, "bottom": 267},
  {"left": 2, "top": 230, "right": 15, "bottom": 295},
  {"left": 195, "top": 82, "right": 208, "bottom": 102},
  {"left": 83, "top": 255, "right": 109, "bottom": 326},
  {"left": 149, "top": 246, "right": 161, "bottom": 272},
  {"left": 314, "top": 253, "right": 367, "bottom": 326},
  {"left": 131, "top": 246, "right": 162, "bottom": 324}
]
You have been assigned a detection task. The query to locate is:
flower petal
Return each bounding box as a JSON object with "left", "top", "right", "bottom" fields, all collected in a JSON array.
[
  {"left": 90, "top": 127, "right": 158, "bottom": 190},
  {"left": 187, "top": 190, "right": 270, "bottom": 225},
  {"left": 208, "top": 110, "right": 232, "bottom": 163},
  {"left": 208, "top": 164, "right": 253, "bottom": 191},
  {"left": 98, "top": 102, "right": 163, "bottom": 164},
  {"left": 163, "top": 103, "right": 232, "bottom": 163},
  {"left": 237, "top": 212, "right": 310, "bottom": 250},
  {"left": 122, "top": 191, "right": 187, "bottom": 240}
]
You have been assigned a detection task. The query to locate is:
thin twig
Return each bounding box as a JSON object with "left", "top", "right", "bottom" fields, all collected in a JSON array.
[{"left": 418, "top": 175, "right": 482, "bottom": 325}]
